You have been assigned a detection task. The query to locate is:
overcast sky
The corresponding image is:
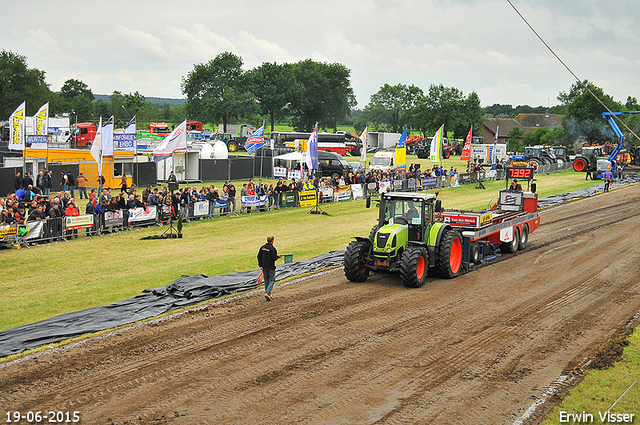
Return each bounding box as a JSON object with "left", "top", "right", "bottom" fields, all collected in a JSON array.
[{"left": 3, "top": 0, "right": 639, "bottom": 109}]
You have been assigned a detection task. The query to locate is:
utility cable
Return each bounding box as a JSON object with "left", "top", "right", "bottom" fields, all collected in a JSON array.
[{"left": 505, "top": 0, "right": 640, "bottom": 143}]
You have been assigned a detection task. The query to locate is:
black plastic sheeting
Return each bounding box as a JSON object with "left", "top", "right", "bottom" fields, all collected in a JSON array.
[
  {"left": 2, "top": 176, "right": 639, "bottom": 358},
  {"left": 538, "top": 175, "right": 640, "bottom": 209},
  {"left": 0, "top": 250, "right": 345, "bottom": 358}
]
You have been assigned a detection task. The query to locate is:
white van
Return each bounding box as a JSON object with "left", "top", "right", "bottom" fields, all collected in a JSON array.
[{"left": 370, "top": 150, "right": 401, "bottom": 172}]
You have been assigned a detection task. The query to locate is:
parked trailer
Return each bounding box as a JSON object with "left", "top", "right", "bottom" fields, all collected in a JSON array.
[{"left": 344, "top": 166, "right": 539, "bottom": 287}]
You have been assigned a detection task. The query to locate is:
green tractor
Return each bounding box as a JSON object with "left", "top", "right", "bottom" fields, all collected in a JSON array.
[{"left": 344, "top": 192, "right": 463, "bottom": 288}]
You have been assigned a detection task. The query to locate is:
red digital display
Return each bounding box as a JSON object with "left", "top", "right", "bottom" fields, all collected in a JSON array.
[{"left": 507, "top": 167, "right": 534, "bottom": 180}]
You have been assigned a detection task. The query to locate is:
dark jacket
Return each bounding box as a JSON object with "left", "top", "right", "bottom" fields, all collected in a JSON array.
[{"left": 257, "top": 242, "right": 279, "bottom": 271}]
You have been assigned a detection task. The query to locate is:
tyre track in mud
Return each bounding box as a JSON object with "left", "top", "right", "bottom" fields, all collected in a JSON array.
[{"left": 1, "top": 185, "right": 640, "bottom": 424}]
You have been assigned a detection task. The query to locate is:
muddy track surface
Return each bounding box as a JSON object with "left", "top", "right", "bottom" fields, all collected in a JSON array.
[{"left": 1, "top": 185, "right": 640, "bottom": 425}]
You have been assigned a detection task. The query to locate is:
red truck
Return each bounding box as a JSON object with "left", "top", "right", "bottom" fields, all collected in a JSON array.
[{"left": 71, "top": 123, "right": 97, "bottom": 146}]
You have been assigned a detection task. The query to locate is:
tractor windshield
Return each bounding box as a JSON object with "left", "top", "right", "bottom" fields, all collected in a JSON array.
[{"left": 384, "top": 199, "right": 422, "bottom": 225}]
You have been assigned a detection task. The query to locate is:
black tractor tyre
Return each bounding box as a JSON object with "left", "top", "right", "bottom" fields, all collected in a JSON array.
[
  {"left": 344, "top": 240, "right": 371, "bottom": 282},
  {"left": 400, "top": 245, "right": 429, "bottom": 288},
  {"left": 518, "top": 225, "right": 529, "bottom": 250},
  {"left": 368, "top": 225, "right": 380, "bottom": 243},
  {"left": 443, "top": 150, "right": 451, "bottom": 159},
  {"left": 437, "top": 229, "right": 463, "bottom": 279},
  {"left": 471, "top": 243, "right": 482, "bottom": 265},
  {"left": 228, "top": 140, "right": 238, "bottom": 152},
  {"left": 500, "top": 227, "right": 520, "bottom": 253}
]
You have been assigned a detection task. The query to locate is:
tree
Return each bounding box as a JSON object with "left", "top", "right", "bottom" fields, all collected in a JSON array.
[
  {"left": 362, "top": 83, "right": 423, "bottom": 133},
  {"left": 181, "top": 52, "right": 252, "bottom": 131},
  {"left": 60, "top": 79, "right": 95, "bottom": 122},
  {"left": 288, "top": 60, "right": 356, "bottom": 131},
  {"left": 558, "top": 80, "right": 622, "bottom": 144},
  {"left": 248, "top": 62, "right": 295, "bottom": 131},
  {"left": 0, "top": 50, "right": 54, "bottom": 117},
  {"left": 415, "top": 84, "right": 474, "bottom": 138},
  {"left": 507, "top": 127, "right": 525, "bottom": 153}
]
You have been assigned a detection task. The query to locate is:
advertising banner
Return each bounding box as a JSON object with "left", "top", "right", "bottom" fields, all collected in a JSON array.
[
  {"left": 333, "top": 185, "right": 352, "bottom": 202},
  {"left": 299, "top": 190, "right": 317, "bottom": 208},
  {"left": 379, "top": 181, "right": 391, "bottom": 193},
  {"left": 114, "top": 134, "right": 136, "bottom": 151},
  {"left": 242, "top": 195, "right": 268, "bottom": 207},
  {"left": 422, "top": 177, "right": 437, "bottom": 189},
  {"left": 128, "top": 206, "right": 157, "bottom": 224},
  {"left": 351, "top": 184, "right": 364, "bottom": 200},
  {"left": 104, "top": 210, "right": 124, "bottom": 227},
  {"left": 274, "top": 167, "right": 287, "bottom": 178},
  {"left": 65, "top": 215, "right": 94, "bottom": 230},
  {"left": 0, "top": 227, "right": 18, "bottom": 238},
  {"left": 319, "top": 187, "right": 333, "bottom": 202},
  {"left": 192, "top": 201, "right": 209, "bottom": 217},
  {"left": 281, "top": 191, "right": 297, "bottom": 208},
  {"left": 287, "top": 170, "right": 302, "bottom": 180},
  {"left": 22, "top": 221, "right": 44, "bottom": 241}
]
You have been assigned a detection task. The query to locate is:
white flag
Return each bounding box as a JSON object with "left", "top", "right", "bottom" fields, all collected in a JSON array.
[
  {"left": 102, "top": 116, "right": 114, "bottom": 156},
  {"left": 8, "top": 102, "right": 26, "bottom": 151},
  {"left": 33, "top": 102, "right": 49, "bottom": 136},
  {"left": 153, "top": 120, "right": 187, "bottom": 162},
  {"left": 359, "top": 127, "right": 368, "bottom": 162},
  {"left": 91, "top": 117, "right": 103, "bottom": 176}
]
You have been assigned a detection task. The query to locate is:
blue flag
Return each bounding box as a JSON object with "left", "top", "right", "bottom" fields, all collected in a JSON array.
[{"left": 244, "top": 125, "right": 265, "bottom": 155}]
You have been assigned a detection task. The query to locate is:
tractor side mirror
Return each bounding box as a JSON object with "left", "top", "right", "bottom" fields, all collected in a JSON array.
[
  {"left": 366, "top": 196, "right": 371, "bottom": 209},
  {"left": 435, "top": 200, "right": 442, "bottom": 213}
]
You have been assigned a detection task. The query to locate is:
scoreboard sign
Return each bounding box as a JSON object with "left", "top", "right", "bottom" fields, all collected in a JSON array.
[{"left": 507, "top": 167, "right": 534, "bottom": 180}]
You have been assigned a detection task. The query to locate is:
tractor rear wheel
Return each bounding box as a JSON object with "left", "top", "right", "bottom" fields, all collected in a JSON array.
[
  {"left": 518, "top": 225, "right": 529, "bottom": 250},
  {"left": 437, "top": 229, "right": 463, "bottom": 279},
  {"left": 573, "top": 157, "right": 587, "bottom": 172},
  {"left": 443, "top": 149, "right": 451, "bottom": 159},
  {"left": 344, "top": 240, "right": 371, "bottom": 282},
  {"left": 500, "top": 227, "right": 520, "bottom": 253},
  {"left": 228, "top": 140, "right": 238, "bottom": 152},
  {"left": 400, "top": 245, "right": 429, "bottom": 288}
]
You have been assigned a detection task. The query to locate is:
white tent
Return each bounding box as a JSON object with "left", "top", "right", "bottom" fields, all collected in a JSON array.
[{"left": 273, "top": 151, "right": 304, "bottom": 162}]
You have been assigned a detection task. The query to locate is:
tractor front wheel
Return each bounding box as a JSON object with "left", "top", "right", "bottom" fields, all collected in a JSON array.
[
  {"left": 400, "top": 245, "right": 429, "bottom": 288},
  {"left": 344, "top": 240, "right": 371, "bottom": 282},
  {"left": 573, "top": 157, "right": 587, "bottom": 172},
  {"left": 437, "top": 229, "right": 463, "bottom": 279},
  {"left": 228, "top": 140, "right": 238, "bottom": 152}
]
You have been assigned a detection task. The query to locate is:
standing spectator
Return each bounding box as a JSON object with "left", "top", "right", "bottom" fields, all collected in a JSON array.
[
  {"left": 257, "top": 235, "right": 283, "bottom": 301},
  {"left": 22, "top": 172, "right": 34, "bottom": 189},
  {"left": 66, "top": 171, "right": 76, "bottom": 199},
  {"left": 14, "top": 171, "right": 23, "bottom": 191},
  {"left": 43, "top": 169, "right": 52, "bottom": 195},
  {"left": 227, "top": 181, "right": 237, "bottom": 215},
  {"left": 36, "top": 171, "right": 46, "bottom": 193},
  {"left": 64, "top": 199, "right": 80, "bottom": 239},
  {"left": 142, "top": 185, "right": 152, "bottom": 204},
  {"left": 60, "top": 170, "right": 68, "bottom": 191},
  {"left": 604, "top": 167, "right": 613, "bottom": 192},
  {"left": 97, "top": 174, "right": 106, "bottom": 194},
  {"left": 76, "top": 172, "right": 88, "bottom": 199},
  {"left": 120, "top": 173, "right": 128, "bottom": 193}
]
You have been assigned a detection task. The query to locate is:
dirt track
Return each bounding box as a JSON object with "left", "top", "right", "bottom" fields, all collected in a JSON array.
[{"left": 2, "top": 185, "right": 640, "bottom": 425}]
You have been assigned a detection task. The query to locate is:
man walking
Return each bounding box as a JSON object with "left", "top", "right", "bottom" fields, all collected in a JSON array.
[{"left": 257, "top": 235, "right": 283, "bottom": 301}]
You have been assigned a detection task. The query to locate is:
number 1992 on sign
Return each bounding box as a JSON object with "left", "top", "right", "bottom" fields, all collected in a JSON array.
[{"left": 5, "top": 411, "right": 80, "bottom": 423}]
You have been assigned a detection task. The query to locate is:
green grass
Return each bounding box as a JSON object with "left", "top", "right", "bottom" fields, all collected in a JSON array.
[
  {"left": 540, "top": 330, "right": 640, "bottom": 424},
  {"left": 0, "top": 165, "right": 600, "bottom": 332}
]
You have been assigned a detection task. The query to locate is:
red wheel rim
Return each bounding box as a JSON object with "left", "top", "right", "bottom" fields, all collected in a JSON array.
[
  {"left": 574, "top": 159, "right": 586, "bottom": 172},
  {"left": 416, "top": 255, "right": 426, "bottom": 279},
  {"left": 450, "top": 237, "right": 462, "bottom": 274}
]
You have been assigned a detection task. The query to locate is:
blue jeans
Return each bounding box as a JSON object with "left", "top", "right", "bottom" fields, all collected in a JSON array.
[
  {"left": 263, "top": 269, "right": 276, "bottom": 295},
  {"left": 78, "top": 187, "right": 88, "bottom": 199}
]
